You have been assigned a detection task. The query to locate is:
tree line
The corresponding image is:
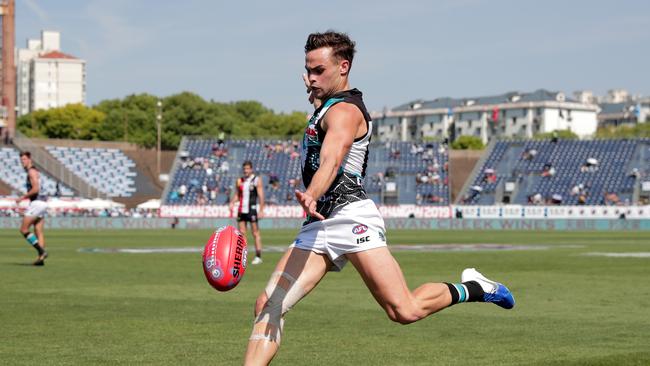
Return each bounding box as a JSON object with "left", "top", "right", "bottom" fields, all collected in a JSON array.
[
  {"left": 18, "top": 93, "right": 649, "bottom": 150},
  {"left": 18, "top": 92, "right": 308, "bottom": 149}
]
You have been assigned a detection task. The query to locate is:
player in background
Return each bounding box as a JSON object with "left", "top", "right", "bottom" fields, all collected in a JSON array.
[
  {"left": 243, "top": 31, "right": 515, "bottom": 365},
  {"left": 16, "top": 151, "right": 49, "bottom": 266},
  {"left": 230, "top": 160, "right": 265, "bottom": 265}
]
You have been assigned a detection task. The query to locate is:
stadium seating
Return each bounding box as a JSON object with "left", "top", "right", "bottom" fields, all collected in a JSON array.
[
  {"left": 164, "top": 138, "right": 450, "bottom": 206},
  {"left": 0, "top": 147, "right": 75, "bottom": 197},
  {"left": 462, "top": 139, "right": 650, "bottom": 205},
  {"left": 46, "top": 146, "right": 138, "bottom": 197}
]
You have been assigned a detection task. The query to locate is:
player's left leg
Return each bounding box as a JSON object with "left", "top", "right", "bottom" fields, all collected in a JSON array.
[
  {"left": 250, "top": 221, "right": 263, "bottom": 264},
  {"left": 244, "top": 247, "right": 331, "bottom": 365},
  {"left": 19, "top": 215, "right": 46, "bottom": 262},
  {"left": 33, "top": 218, "right": 48, "bottom": 265},
  {"left": 347, "top": 247, "right": 514, "bottom": 325}
]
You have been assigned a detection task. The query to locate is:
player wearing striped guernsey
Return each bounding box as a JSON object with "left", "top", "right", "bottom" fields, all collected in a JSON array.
[
  {"left": 230, "top": 161, "right": 265, "bottom": 265},
  {"left": 16, "top": 151, "right": 49, "bottom": 266},
  {"left": 243, "top": 31, "right": 515, "bottom": 365}
]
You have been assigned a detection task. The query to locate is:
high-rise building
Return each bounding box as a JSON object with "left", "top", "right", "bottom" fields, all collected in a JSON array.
[{"left": 16, "top": 30, "right": 86, "bottom": 116}]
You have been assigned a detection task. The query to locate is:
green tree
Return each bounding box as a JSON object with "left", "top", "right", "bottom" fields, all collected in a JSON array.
[
  {"left": 17, "top": 104, "right": 105, "bottom": 140},
  {"left": 595, "top": 123, "right": 650, "bottom": 139},
  {"left": 451, "top": 135, "right": 484, "bottom": 150},
  {"left": 18, "top": 92, "right": 309, "bottom": 149}
]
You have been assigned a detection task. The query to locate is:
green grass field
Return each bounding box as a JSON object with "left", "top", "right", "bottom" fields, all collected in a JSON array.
[{"left": 1, "top": 229, "right": 649, "bottom": 365}]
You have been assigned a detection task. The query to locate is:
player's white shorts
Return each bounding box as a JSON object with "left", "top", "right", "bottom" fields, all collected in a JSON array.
[
  {"left": 24, "top": 200, "right": 48, "bottom": 218},
  {"left": 290, "top": 199, "right": 387, "bottom": 271}
]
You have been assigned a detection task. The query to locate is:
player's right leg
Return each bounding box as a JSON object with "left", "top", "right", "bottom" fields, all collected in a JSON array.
[
  {"left": 19, "top": 215, "right": 46, "bottom": 263},
  {"left": 244, "top": 247, "right": 331, "bottom": 366},
  {"left": 347, "top": 247, "right": 514, "bottom": 325},
  {"left": 237, "top": 219, "right": 248, "bottom": 236}
]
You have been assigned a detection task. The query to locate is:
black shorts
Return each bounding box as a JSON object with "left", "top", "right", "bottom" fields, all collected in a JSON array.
[{"left": 237, "top": 210, "right": 258, "bottom": 223}]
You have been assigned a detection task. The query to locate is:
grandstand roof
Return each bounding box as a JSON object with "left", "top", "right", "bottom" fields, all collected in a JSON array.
[
  {"left": 393, "top": 89, "right": 576, "bottom": 112},
  {"left": 599, "top": 102, "right": 630, "bottom": 114}
]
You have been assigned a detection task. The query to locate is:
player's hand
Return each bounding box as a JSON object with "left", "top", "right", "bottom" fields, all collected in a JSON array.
[
  {"left": 257, "top": 209, "right": 264, "bottom": 219},
  {"left": 302, "top": 74, "right": 321, "bottom": 109},
  {"left": 295, "top": 190, "right": 324, "bottom": 220}
]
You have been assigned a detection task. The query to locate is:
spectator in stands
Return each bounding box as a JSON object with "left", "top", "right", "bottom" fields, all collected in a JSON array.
[
  {"left": 427, "top": 194, "right": 444, "bottom": 204},
  {"left": 629, "top": 168, "right": 641, "bottom": 179},
  {"left": 416, "top": 193, "right": 423, "bottom": 205},
  {"left": 424, "top": 148, "right": 435, "bottom": 162},
  {"left": 604, "top": 191, "right": 620, "bottom": 206},
  {"left": 522, "top": 148, "right": 537, "bottom": 161},
  {"left": 169, "top": 190, "right": 179, "bottom": 202},
  {"left": 219, "top": 161, "right": 230, "bottom": 174},
  {"left": 541, "top": 163, "right": 556, "bottom": 177},
  {"left": 430, "top": 172, "right": 441, "bottom": 184},
  {"left": 577, "top": 193, "right": 587, "bottom": 205},
  {"left": 197, "top": 192, "right": 207, "bottom": 205},
  {"left": 570, "top": 183, "right": 584, "bottom": 197},
  {"left": 223, "top": 187, "right": 232, "bottom": 204},
  {"left": 269, "top": 174, "right": 279, "bottom": 185},
  {"left": 463, "top": 185, "right": 482, "bottom": 203},
  {"left": 178, "top": 184, "right": 187, "bottom": 198},
  {"left": 581, "top": 158, "right": 599, "bottom": 173},
  {"left": 483, "top": 168, "right": 497, "bottom": 183},
  {"left": 55, "top": 181, "right": 61, "bottom": 197},
  {"left": 267, "top": 185, "right": 280, "bottom": 205},
  {"left": 550, "top": 194, "right": 563, "bottom": 205},
  {"left": 528, "top": 193, "right": 543, "bottom": 205}
]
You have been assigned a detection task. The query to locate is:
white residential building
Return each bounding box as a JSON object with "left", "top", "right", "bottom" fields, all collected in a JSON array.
[
  {"left": 16, "top": 31, "right": 86, "bottom": 116},
  {"left": 371, "top": 89, "right": 599, "bottom": 143}
]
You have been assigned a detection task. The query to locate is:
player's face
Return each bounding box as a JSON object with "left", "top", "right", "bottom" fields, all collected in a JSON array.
[
  {"left": 305, "top": 47, "right": 350, "bottom": 100},
  {"left": 243, "top": 165, "right": 253, "bottom": 177},
  {"left": 20, "top": 155, "right": 31, "bottom": 170}
]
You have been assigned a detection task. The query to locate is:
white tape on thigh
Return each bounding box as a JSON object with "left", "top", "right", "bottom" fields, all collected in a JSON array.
[{"left": 250, "top": 271, "right": 306, "bottom": 343}]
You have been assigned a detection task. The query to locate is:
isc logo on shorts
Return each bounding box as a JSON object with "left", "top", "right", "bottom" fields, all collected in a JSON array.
[{"left": 352, "top": 224, "right": 368, "bottom": 235}]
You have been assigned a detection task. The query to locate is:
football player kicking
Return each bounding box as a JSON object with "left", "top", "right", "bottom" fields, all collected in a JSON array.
[{"left": 243, "top": 31, "right": 515, "bottom": 365}]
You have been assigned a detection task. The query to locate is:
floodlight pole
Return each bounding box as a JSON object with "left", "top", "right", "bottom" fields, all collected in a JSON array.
[{"left": 156, "top": 100, "right": 162, "bottom": 179}]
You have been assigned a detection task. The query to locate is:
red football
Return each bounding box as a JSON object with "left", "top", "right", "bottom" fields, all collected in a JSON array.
[{"left": 202, "top": 225, "right": 248, "bottom": 291}]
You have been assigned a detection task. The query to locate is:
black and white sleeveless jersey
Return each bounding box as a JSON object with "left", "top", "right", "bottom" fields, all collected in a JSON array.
[
  {"left": 301, "top": 88, "right": 372, "bottom": 224},
  {"left": 237, "top": 174, "right": 260, "bottom": 214},
  {"left": 25, "top": 166, "right": 45, "bottom": 202}
]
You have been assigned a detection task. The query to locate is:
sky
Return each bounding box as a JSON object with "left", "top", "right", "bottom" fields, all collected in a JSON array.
[{"left": 17, "top": 0, "right": 650, "bottom": 114}]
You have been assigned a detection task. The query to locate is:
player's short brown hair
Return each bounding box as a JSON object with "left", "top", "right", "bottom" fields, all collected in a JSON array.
[
  {"left": 243, "top": 160, "right": 253, "bottom": 168},
  {"left": 19, "top": 151, "right": 31, "bottom": 159},
  {"left": 305, "top": 31, "right": 356, "bottom": 66}
]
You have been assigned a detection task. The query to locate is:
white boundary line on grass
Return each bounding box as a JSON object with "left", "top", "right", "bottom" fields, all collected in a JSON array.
[
  {"left": 582, "top": 252, "right": 650, "bottom": 258},
  {"left": 78, "top": 244, "right": 567, "bottom": 254}
]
